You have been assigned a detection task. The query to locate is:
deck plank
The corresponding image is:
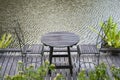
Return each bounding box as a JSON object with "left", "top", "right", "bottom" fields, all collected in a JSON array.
[
  {"left": 0, "top": 52, "right": 120, "bottom": 80},
  {"left": 9, "top": 54, "right": 19, "bottom": 76},
  {"left": 6, "top": 53, "right": 14, "bottom": 76}
]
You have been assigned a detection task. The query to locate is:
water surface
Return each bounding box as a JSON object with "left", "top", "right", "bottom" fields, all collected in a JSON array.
[{"left": 0, "top": 0, "right": 120, "bottom": 44}]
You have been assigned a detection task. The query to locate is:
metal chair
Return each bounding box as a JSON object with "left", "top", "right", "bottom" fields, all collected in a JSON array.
[
  {"left": 77, "top": 26, "right": 105, "bottom": 69},
  {"left": 14, "top": 22, "right": 44, "bottom": 66}
]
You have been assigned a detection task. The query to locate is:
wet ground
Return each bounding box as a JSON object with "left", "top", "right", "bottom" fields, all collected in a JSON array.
[{"left": 0, "top": 0, "right": 120, "bottom": 44}]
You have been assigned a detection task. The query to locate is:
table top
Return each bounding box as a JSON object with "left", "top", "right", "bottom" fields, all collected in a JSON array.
[{"left": 41, "top": 31, "right": 79, "bottom": 48}]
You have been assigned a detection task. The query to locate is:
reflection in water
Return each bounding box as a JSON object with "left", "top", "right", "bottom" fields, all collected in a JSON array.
[{"left": 0, "top": 0, "right": 120, "bottom": 44}]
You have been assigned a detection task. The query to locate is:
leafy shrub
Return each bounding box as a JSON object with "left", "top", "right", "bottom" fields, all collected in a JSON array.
[
  {"left": 0, "top": 60, "right": 66, "bottom": 80},
  {"left": 100, "top": 17, "right": 120, "bottom": 48},
  {"left": 77, "top": 69, "right": 87, "bottom": 80},
  {"left": 89, "top": 63, "right": 110, "bottom": 80},
  {"left": 110, "top": 65, "right": 120, "bottom": 80},
  {"left": 4, "top": 60, "right": 55, "bottom": 80},
  {"left": 1, "top": 61, "right": 120, "bottom": 80},
  {"left": 77, "top": 63, "right": 120, "bottom": 80},
  {"left": 90, "top": 17, "right": 120, "bottom": 48},
  {"left": 53, "top": 73, "right": 66, "bottom": 80}
]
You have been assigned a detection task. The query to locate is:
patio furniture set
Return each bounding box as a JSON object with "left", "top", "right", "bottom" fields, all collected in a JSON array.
[
  {"left": 13, "top": 24, "right": 102, "bottom": 75},
  {"left": 2, "top": 18, "right": 119, "bottom": 77},
  {"left": 1, "top": 18, "right": 120, "bottom": 80}
]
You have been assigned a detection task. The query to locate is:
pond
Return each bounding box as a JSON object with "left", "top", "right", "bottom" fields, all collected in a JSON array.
[{"left": 0, "top": 0, "right": 120, "bottom": 44}]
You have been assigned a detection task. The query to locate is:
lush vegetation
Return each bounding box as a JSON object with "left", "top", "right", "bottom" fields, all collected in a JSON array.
[
  {"left": 3, "top": 60, "right": 55, "bottom": 80},
  {"left": 90, "top": 17, "right": 120, "bottom": 48},
  {"left": 0, "top": 33, "right": 12, "bottom": 48},
  {"left": 1, "top": 17, "right": 120, "bottom": 80},
  {"left": 77, "top": 63, "right": 120, "bottom": 80},
  {"left": 110, "top": 65, "right": 120, "bottom": 80},
  {"left": 77, "top": 63, "right": 110, "bottom": 80},
  {"left": 0, "top": 60, "right": 66, "bottom": 80},
  {"left": 100, "top": 17, "right": 120, "bottom": 48},
  {"left": 53, "top": 73, "right": 65, "bottom": 80},
  {"left": 1, "top": 62, "right": 119, "bottom": 80}
]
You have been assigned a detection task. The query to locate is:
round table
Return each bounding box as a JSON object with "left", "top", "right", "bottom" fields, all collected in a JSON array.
[{"left": 41, "top": 31, "right": 79, "bottom": 75}]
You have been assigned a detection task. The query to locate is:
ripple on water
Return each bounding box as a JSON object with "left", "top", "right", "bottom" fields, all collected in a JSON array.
[{"left": 0, "top": 0, "right": 120, "bottom": 45}]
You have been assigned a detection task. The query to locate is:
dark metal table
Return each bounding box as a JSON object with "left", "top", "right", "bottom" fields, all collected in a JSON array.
[{"left": 41, "top": 31, "right": 79, "bottom": 75}]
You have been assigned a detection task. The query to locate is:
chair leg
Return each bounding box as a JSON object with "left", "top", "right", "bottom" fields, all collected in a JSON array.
[
  {"left": 22, "top": 54, "right": 24, "bottom": 63},
  {"left": 97, "top": 53, "right": 100, "bottom": 65},
  {"left": 41, "top": 53, "right": 44, "bottom": 65},
  {"left": 22, "top": 53, "right": 27, "bottom": 67},
  {"left": 41, "top": 56, "right": 43, "bottom": 65},
  {"left": 48, "top": 47, "right": 53, "bottom": 75},
  {"left": 78, "top": 53, "right": 81, "bottom": 72},
  {"left": 41, "top": 51, "right": 45, "bottom": 65},
  {"left": 41, "top": 46, "right": 44, "bottom": 65},
  {"left": 21, "top": 53, "right": 26, "bottom": 71},
  {"left": 77, "top": 46, "right": 81, "bottom": 72},
  {"left": 94, "top": 53, "right": 100, "bottom": 65}
]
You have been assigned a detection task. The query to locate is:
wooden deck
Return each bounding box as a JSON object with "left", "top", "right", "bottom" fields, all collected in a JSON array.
[{"left": 0, "top": 52, "right": 120, "bottom": 80}]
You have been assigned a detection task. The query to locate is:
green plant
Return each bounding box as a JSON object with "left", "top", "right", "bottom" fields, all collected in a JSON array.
[
  {"left": 110, "top": 65, "right": 120, "bottom": 80},
  {"left": 53, "top": 73, "right": 66, "bottom": 80},
  {"left": 1, "top": 60, "right": 65, "bottom": 80},
  {"left": 89, "top": 63, "right": 110, "bottom": 80},
  {"left": 77, "top": 63, "right": 111, "bottom": 80},
  {"left": 4, "top": 60, "right": 55, "bottom": 80},
  {"left": 77, "top": 69, "right": 87, "bottom": 80},
  {"left": 90, "top": 17, "right": 120, "bottom": 48},
  {"left": 0, "top": 33, "right": 12, "bottom": 48}
]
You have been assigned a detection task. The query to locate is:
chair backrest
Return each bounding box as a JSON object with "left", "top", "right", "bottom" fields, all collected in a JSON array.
[
  {"left": 14, "top": 20, "right": 25, "bottom": 50},
  {"left": 96, "top": 27, "right": 103, "bottom": 45}
]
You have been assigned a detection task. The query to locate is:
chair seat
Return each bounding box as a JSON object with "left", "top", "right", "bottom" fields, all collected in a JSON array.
[
  {"left": 77, "top": 45, "right": 99, "bottom": 54},
  {"left": 22, "top": 44, "right": 44, "bottom": 54}
]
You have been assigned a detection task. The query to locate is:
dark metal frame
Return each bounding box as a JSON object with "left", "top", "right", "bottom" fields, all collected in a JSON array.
[
  {"left": 77, "top": 21, "right": 113, "bottom": 70},
  {"left": 14, "top": 21, "right": 44, "bottom": 66},
  {"left": 48, "top": 46, "right": 73, "bottom": 75},
  {"left": 77, "top": 24, "right": 107, "bottom": 70},
  {"left": 41, "top": 32, "right": 79, "bottom": 75}
]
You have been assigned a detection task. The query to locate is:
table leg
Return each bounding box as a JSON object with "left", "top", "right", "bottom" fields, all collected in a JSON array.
[
  {"left": 48, "top": 46, "right": 53, "bottom": 75},
  {"left": 67, "top": 47, "right": 73, "bottom": 75}
]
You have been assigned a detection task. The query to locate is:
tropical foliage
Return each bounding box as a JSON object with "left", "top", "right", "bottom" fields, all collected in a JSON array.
[
  {"left": 110, "top": 65, "right": 120, "bottom": 80},
  {"left": 0, "top": 33, "right": 12, "bottom": 48},
  {"left": 4, "top": 60, "right": 55, "bottom": 80},
  {"left": 77, "top": 63, "right": 110, "bottom": 80},
  {"left": 90, "top": 17, "right": 120, "bottom": 48},
  {"left": 53, "top": 73, "right": 65, "bottom": 80},
  {"left": 77, "top": 63, "right": 120, "bottom": 80},
  {"left": 0, "top": 62, "right": 120, "bottom": 80}
]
